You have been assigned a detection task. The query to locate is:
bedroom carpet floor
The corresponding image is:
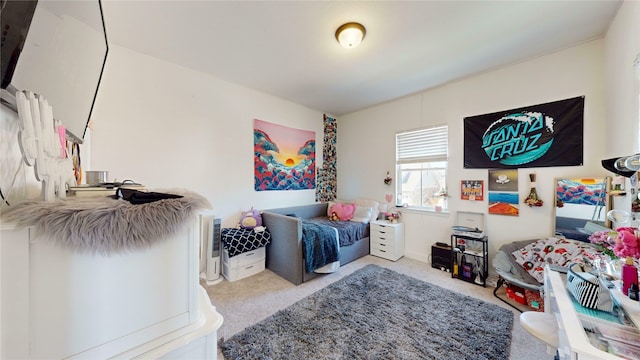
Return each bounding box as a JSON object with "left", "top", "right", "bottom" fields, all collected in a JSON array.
[{"left": 204, "top": 255, "right": 551, "bottom": 360}]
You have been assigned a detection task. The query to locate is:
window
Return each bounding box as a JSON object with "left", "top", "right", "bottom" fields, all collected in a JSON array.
[{"left": 395, "top": 125, "right": 448, "bottom": 210}]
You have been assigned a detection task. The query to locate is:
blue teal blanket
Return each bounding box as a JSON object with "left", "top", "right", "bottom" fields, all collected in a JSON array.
[
  {"left": 302, "top": 220, "right": 339, "bottom": 273},
  {"left": 309, "top": 217, "right": 367, "bottom": 246}
]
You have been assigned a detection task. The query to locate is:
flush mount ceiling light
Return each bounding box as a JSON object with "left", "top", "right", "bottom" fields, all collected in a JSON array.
[{"left": 335, "top": 22, "right": 366, "bottom": 48}]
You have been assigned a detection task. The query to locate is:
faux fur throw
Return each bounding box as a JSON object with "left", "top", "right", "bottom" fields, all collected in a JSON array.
[{"left": 1, "top": 190, "right": 211, "bottom": 255}]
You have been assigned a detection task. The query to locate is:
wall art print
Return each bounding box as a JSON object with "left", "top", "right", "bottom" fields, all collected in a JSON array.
[
  {"left": 464, "top": 96, "right": 584, "bottom": 169},
  {"left": 556, "top": 178, "right": 607, "bottom": 207},
  {"left": 488, "top": 169, "right": 519, "bottom": 216},
  {"left": 461, "top": 180, "right": 484, "bottom": 201},
  {"left": 316, "top": 114, "right": 337, "bottom": 202},
  {"left": 254, "top": 119, "right": 315, "bottom": 191}
]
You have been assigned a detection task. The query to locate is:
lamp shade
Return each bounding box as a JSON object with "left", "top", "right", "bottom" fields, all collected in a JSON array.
[{"left": 335, "top": 22, "right": 366, "bottom": 48}]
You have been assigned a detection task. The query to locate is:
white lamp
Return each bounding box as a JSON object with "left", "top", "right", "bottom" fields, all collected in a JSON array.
[{"left": 335, "top": 22, "right": 366, "bottom": 48}]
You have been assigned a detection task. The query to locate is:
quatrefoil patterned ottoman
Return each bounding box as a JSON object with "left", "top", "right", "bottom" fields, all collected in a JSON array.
[
  {"left": 221, "top": 228, "right": 271, "bottom": 281},
  {"left": 221, "top": 228, "right": 271, "bottom": 257}
]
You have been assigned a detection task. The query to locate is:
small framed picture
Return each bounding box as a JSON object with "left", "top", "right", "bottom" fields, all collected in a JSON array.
[{"left": 461, "top": 180, "right": 484, "bottom": 201}]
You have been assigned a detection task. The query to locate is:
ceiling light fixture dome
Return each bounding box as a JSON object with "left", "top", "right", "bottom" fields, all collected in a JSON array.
[{"left": 335, "top": 22, "right": 366, "bottom": 48}]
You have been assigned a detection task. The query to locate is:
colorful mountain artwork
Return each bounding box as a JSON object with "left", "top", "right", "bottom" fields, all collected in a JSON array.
[
  {"left": 556, "top": 178, "right": 606, "bottom": 205},
  {"left": 254, "top": 119, "right": 316, "bottom": 191}
]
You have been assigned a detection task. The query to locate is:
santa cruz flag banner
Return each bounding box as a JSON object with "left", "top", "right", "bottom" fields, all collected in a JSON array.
[{"left": 464, "top": 96, "right": 584, "bottom": 169}]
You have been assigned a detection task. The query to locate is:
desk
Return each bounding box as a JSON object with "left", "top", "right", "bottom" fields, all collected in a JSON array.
[{"left": 544, "top": 266, "right": 640, "bottom": 359}]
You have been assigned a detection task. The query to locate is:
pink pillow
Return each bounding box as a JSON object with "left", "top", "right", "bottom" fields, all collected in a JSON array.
[{"left": 329, "top": 202, "right": 356, "bottom": 221}]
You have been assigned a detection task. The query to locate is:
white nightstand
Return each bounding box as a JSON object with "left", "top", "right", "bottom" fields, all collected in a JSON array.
[{"left": 370, "top": 220, "right": 405, "bottom": 261}]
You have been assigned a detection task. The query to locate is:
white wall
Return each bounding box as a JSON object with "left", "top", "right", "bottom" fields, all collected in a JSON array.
[
  {"left": 1, "top": 1, "right": 637, "bottom": 266},
  {"left": 600, "top": 1, "right": 640, "bottom": 226},
  {"left": 89, "top": 45, "right": 325, "bottom": 227},
  {"left": 604, "top": 0, "right": 640, "bottom": 155},
  {"left": 338, "top": 40, "right": 608, "bottom": 264}
]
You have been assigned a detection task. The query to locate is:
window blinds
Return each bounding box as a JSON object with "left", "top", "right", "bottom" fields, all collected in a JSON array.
[{"left": 396, "top": 125, "right": 448, "bottom": 164}]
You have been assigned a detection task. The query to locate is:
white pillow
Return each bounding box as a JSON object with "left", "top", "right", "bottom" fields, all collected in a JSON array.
[
  {"left": 353, "top": 198, "right": 380, "bottom": 223},
  {"left": 350, "top": 206, "right": 373, "bottom": 224}
]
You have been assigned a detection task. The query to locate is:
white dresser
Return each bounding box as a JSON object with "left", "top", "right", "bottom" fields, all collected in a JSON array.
[
  {"left": 370, "top": 220, "right": 405, "bottom": 261},
  {"left": 1, "top": 221, "right": 223, "bottom": 359}
]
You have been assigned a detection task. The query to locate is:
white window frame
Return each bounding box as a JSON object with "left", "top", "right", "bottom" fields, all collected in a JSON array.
[{"left": 395, "top": 125, "right": 449, "bottom": 211}]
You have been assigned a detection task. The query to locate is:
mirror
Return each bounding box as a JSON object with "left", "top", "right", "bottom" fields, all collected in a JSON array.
[
  {"left": 554, "top": 177, "right": 611, "bottom": 242},
  {"left": 607, "top": 172, "right": 640, "bottom": 228},
  {"left": 1, "top": 0, "right": 108, "bottom": 142}
]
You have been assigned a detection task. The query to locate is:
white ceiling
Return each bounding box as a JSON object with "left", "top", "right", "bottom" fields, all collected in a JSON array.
[{"left": 101, "top": 0, "right": 622, "bottom": 116}]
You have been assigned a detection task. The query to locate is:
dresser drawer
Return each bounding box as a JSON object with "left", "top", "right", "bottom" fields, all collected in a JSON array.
[
  {"left": 371, "top": 237, "right": 394, "bottom": 250},
  {"left": 371, "top": 247, "right": 394, "bottom": 259},
  {"left": 223, "top": 246, "right": 265, "bottom": 267},
  {"left": 371, "top": 226, "right": 396, "bottom": 240},
  {"left": 222, "top": 259, "right": 265, "bottom": 282}
]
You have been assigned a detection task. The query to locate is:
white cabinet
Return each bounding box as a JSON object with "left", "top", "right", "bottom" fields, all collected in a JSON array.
[
  {"left": 222, "top": 246, "right": 266, "bottom": 282},
  {"left": 370, "top": 221, "right": 404, "bottom": 261},
  {"left": 1, "top": 220, "right": 221, "bottom": 359}
]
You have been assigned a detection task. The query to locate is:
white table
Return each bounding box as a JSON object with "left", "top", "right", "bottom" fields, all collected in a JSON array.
[{"left": 544, "top": 265, "right": 640, "bottom": 360}]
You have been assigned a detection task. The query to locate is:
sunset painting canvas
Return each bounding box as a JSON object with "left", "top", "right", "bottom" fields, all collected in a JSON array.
[{"left": 254, "top": 119, "right": 316, "bottom": 191}]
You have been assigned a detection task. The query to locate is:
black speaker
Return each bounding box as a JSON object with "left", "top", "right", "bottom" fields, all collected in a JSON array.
[{"left": 431, "top": 244, "right": 452, "bottom": 272}]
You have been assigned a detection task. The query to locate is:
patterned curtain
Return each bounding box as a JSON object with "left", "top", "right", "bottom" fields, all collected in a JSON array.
[{"left": 316, "top": 114, "right": 337, "bottom": 202}]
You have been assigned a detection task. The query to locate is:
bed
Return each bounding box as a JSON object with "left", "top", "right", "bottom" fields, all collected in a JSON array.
[{"left": 262, "top": 201, "right": 377, "bottom": 285}]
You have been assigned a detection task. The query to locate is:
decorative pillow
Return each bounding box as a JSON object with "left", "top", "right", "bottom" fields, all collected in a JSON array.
[
  {"left": 350, "top": 206, "right": 373, "bottom": 224},
  {"left": 239, "top": 207, "right": 262, "bottom": 229},
  {"left": 328, "top": 202, "right": 356, "bottom": 221},
  {"left": 353, "top": 198, "right": 380, "bottom": 223},
  {"left": 326, "top": 199, "right": 348, "bottom": 217}
]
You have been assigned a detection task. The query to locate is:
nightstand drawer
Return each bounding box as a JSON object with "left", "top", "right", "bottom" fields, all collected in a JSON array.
[
  {"left": 371, "top": 227, "right": 396, "bottom": 240},
  {"left": 371, "top": 222, "right": 397, "bottom": 232},
  {"left": 223, "top": 247, "right": 266, "bottom": 267},
  {"left": 371, "top": 237, "right": 394, "bottom": 249},
  {"left": 222, "top": 259, "right": 264, "bottom": 282},
  {"left": 371, "top": 247, "right": 393, "bottom": 259}
]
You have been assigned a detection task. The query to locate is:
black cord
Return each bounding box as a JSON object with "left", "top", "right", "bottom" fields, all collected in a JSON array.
[{"left": 0, "top": 187, "right": 10, "bottom": 206}]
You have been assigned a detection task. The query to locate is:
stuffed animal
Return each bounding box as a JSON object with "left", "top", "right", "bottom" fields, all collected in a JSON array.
[
  {"left": 239, "top": 207, "right": 262, "bottom": 229},
  {"left": 330, "top": 212, "right": 339, "bottom": 221}
]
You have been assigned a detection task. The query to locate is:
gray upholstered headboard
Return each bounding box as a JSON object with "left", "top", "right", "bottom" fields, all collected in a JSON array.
[{"left": 263, "top": 203, "right": 328, "bottom": 219}]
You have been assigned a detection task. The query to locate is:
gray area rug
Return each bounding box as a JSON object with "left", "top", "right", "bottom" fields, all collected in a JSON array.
[{"left": 220, "top": 264, "right": 513, "bottom": 360}]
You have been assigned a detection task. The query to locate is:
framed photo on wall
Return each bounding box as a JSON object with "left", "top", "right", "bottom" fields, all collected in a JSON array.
[
  {"left": 488, "top": 169, "right": 519, "bottom": 216},
  {"left": 461, "top": 180, "right": 484, "bottom": 201}
]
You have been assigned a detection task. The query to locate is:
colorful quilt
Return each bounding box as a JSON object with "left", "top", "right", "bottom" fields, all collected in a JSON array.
[{"left": 511, "top": 237, "right": 600, "bottom": 283}]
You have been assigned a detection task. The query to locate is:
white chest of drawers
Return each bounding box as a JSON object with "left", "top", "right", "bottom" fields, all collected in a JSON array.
[
  {"left": 222, "top": 246, "right": 266, "bottom": 282},
  {"left": 370, "top": 221, "right": 405, "bottom": 261}
]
